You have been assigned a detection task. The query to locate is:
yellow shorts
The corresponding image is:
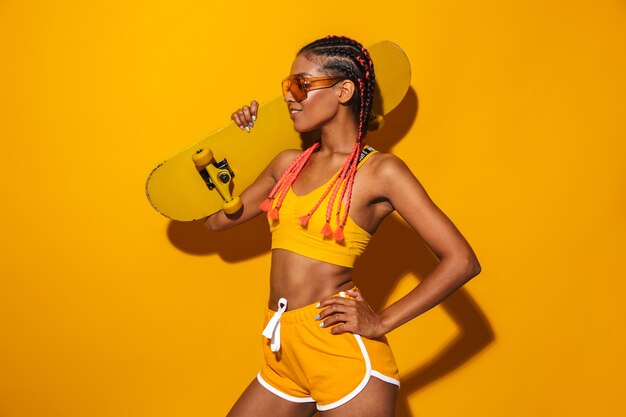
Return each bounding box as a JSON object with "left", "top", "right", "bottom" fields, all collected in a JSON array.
[{"left": 257, "top": 290, "right": 400, "bottom": 411}]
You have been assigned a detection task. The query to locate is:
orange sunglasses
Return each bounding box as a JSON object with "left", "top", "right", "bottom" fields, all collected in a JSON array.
[{"left": 281, "top": 74, "right": 344, "bottom": 102}]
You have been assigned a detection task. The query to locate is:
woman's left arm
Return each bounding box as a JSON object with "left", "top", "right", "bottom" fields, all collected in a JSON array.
[{"left": 317, "top": 154, "right": 481, "bottom": 338}]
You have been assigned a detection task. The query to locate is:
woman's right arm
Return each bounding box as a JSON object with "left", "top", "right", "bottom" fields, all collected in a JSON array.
[{"left": 202, "top": 150, "right": 298, "bottom": 231}]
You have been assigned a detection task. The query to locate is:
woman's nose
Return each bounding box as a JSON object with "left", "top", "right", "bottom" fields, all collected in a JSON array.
[{"left": 283, "top": 90, "right": 295, "bottom": 103}]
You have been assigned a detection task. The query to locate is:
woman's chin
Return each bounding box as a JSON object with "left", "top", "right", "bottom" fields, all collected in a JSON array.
[
  {"left": 291, "top": 121, "right": 317, "bottom": 134},
  {"left": 292, "top": 116, "right": 328, "bottom": 133}
]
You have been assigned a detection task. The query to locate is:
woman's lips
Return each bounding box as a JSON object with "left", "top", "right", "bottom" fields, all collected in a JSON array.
[{"left": 289, "top": 109, "right": 302, "bottom": 119}]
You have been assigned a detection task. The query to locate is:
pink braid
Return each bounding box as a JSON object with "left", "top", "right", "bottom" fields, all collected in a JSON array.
[
  {"left": 299, "top": 168, "right": 342, "bottom": 227},
  {"left": 272, "top": 143, "right": 319, "bottom": 215},
  {"left": 337, "top": 154, "right": 360, "bottom": 231},
  {"left": 334, "top": 77, "right": 367, "bottom": 241},
  {"left": 300, "top": 143, "right": 357, "bottom": 233},
  {"left": 337, "top": 78, "right": 364, "bottom": 221},
  {"left": 263, "top": 143, "right": 318, "bottom": 201},
  {"left": 270, "top": 142, "right": 320, "bottom": 198},
  {"left": 325, "top": 142, "right": 360, "bottom": 225},
  {"left": 335, "top": 144, "right": 361, "bottom": 224},
  {"left": 261, "top": 142, "right": 320, "bottom": 218}
]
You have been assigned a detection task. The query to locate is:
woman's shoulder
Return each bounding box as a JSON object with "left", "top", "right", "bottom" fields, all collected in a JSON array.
[
  {"left": 274, "top": 148, "right": 302, "bottom": 166},
  {"left": 355, "top": 150, "right": 419, "bottom": 204},
  {"left": 363, "top": 149, "right": 412, "bottom": 178},
  {"left": 268, "top": 148, "right": 303, "bottom": 178},
  {"left": 361, "top": 150, "right": 429, "bottom": 204}
]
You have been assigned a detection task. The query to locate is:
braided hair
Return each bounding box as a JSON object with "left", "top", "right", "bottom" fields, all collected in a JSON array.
[{"left": 259, "top": 35, "right": 376, "bottom": 243}]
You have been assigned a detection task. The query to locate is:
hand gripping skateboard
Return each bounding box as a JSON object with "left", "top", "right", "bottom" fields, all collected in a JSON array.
[{"left": 145, "top": 41, "right": 411, "bottom": 221}]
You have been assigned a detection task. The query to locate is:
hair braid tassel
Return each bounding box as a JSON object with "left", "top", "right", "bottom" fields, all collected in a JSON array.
[
  {"left": 321, "top": 222, "right": 333, "bottom": 239},
  {"left": 333, "top": 226, "right": 345, "bottom": 243},
  {"left": 259, "top": 198, "right": 273, "bottom": 213}
]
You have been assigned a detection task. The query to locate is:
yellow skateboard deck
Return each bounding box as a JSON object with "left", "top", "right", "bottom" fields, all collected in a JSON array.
[{"left": 146, "top": 41, "right": 411, "bottom": 221}]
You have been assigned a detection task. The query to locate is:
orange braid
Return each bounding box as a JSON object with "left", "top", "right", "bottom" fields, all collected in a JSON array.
[
  {"left": 324, "top": 142, "right": 360, "bottom": 231},
  {"left": 331, "top": 74, "right": 369, "bottom": 241},
  {"left": 333, "top": 76, "right": 369, "bottom": 240},
  {"left": 333, "top": 144, "right": 362, "bottom": 242},
  {"left": 260, "top": 142, "right": 320, "bottom": 219},
  {"left": 338, "top": 152, "right": 360, "bottom": 229},
  {"left": 299, "top": 168, "right": 341, "bottom": 228},
  {"left": 335, "top": 144, "right": 361, "bottom": 222}
]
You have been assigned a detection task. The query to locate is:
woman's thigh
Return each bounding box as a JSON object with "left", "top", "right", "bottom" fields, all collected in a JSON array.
[
  {"left": 319, "top": 378, "right": 398, "bottom": 417},
  {"left": 227, "top": 377, "right": 318, "bottom": 417}
]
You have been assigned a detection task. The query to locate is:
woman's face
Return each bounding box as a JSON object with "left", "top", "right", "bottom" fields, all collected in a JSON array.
[{"left": 284, "top": 54, "right": 343, "bottom": 133}]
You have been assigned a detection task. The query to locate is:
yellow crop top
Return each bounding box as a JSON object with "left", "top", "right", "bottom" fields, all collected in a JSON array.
[{"left": 268, "top": 146, "right": 377, "bottom": 268}]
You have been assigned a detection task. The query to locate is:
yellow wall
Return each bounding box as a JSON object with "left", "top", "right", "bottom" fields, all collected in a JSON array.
[{"left": 1, "top": 1, "right": 625, "bottom": 416}]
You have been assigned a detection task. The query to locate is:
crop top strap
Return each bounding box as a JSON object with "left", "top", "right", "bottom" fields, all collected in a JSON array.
[{"left": 357, "top": 145, "right": 377, "bottom": 169}]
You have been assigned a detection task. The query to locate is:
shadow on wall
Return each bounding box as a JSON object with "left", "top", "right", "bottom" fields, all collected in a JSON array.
[
  {"left": 166, "top": 88, "right": 494, "bottom": 417},
  {"left": 354, "top": 216, "right": 494, "bottom": 417}
]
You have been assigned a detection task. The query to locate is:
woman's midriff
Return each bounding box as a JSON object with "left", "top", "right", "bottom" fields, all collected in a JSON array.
[{"left": 268, "top": 249, "right": 356, "bottom": 311}]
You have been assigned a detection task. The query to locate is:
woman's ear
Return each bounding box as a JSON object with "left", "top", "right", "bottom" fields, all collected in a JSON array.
[{"left": 337, "top": 80, "right": 356, "bottom": 104}]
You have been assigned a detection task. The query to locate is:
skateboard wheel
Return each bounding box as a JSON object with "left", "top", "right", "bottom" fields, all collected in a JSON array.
[
  {"left": 223, "top": 196, "right": 243, "bottom": 215},
  {"left": 192, "top": 148, "right": 214, "bottom": 167}
]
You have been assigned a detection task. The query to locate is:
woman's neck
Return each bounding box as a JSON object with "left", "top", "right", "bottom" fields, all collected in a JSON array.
[{"left": 318, "top": 113, "right": 359, "bottom": 155}]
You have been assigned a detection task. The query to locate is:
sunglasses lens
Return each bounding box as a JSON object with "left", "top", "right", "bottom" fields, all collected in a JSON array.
[
  {"left": 282, "top": 76, "right": 306, "bottom": 102},
  {"left": 282, "top": 79, "right": 291, "bottom": 95},
  {"left": 291, "top": 78, "right": 306, "bottom": 101}
]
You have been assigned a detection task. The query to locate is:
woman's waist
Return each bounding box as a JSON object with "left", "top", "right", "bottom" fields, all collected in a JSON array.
[
  {"left": 268, "top": 251, "right": 355, "bottom": 311},
  {"left": 265, "top": 285, "right": 357, "bottom": 325},
  {"left": 267, "top": 281, "right": 356, "bottom": 312}
]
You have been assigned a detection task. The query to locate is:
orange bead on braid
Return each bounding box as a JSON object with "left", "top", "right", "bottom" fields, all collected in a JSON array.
[{"left": 263, "top": 35, "right": 376, "bottom": 242}]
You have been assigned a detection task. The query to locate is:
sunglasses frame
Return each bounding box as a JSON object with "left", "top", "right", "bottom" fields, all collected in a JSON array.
[{"left": 282, "top": 74, "right": 344, "bottom": 102}]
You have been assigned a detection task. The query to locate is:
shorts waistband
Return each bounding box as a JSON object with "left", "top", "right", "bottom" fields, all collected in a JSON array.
[{"left": 264, "top": 287, "right": 357, "bottom": 325}]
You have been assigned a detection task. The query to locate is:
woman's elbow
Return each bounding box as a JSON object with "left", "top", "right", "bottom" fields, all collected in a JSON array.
[
  {"left": 451, "top": 252, "right": 481, "bottom": 280},
  {"left": 203, "top": 207, "right": 247, "bottom": 232},
  {"left": 465, "top": 254, "right": 482, "bottom": 278},
  {"left": 202, "top": 216, "right": 224, "bottom": 232},
  {"left": 470, "top": 259, "right": 481, "bottom": 278}
]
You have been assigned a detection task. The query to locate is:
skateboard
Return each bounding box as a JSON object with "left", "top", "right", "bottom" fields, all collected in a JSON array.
[{"left": 145, "top": 41, "right": 411, "bottom": 221}]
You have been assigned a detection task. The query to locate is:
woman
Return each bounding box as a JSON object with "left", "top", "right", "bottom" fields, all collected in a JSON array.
[{"left": 204, "top": 35, "right": 481, "bottom": 417}]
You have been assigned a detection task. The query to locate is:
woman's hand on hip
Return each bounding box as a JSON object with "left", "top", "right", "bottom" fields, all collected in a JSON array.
[
  {"left": 231, "top": 100, "right": 258, "bottom": 132},
  {"left": 316, "top": 288, "right": 387, "bottom": 338}
]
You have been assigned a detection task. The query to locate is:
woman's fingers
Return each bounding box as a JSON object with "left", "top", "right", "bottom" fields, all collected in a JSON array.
[
  {"left": 230, "top": 111, "right": 245, "bottom": 130},
  {"left": 315, "top": 291, "right": 385, "bottom": 338},
  {"left": 316, "top": 298, "right": 354, "bottom": 321},
  {"left": 250, "top": 100, "right": 259, "bottom": 120},
  {"left": 231, "top": 100, "right": 259, "bottom": 133},
  {"left": 329, "top": 323, "right": 356, "bottom": 335},
  {"left": 346, "top": 288, "right": 364, "bottom": 301},
  {"left": 319, "top": 313, "right": 352, "bottom": 329}
]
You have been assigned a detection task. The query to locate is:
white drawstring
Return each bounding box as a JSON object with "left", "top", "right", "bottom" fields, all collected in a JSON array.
[{"left": 262, "top": 298, "right": 287, "bottom": 352}]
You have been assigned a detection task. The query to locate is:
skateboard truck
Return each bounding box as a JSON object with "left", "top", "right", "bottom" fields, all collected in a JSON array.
[{"left": 192, "top": 148, "right": 243, "bottom": 215}]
